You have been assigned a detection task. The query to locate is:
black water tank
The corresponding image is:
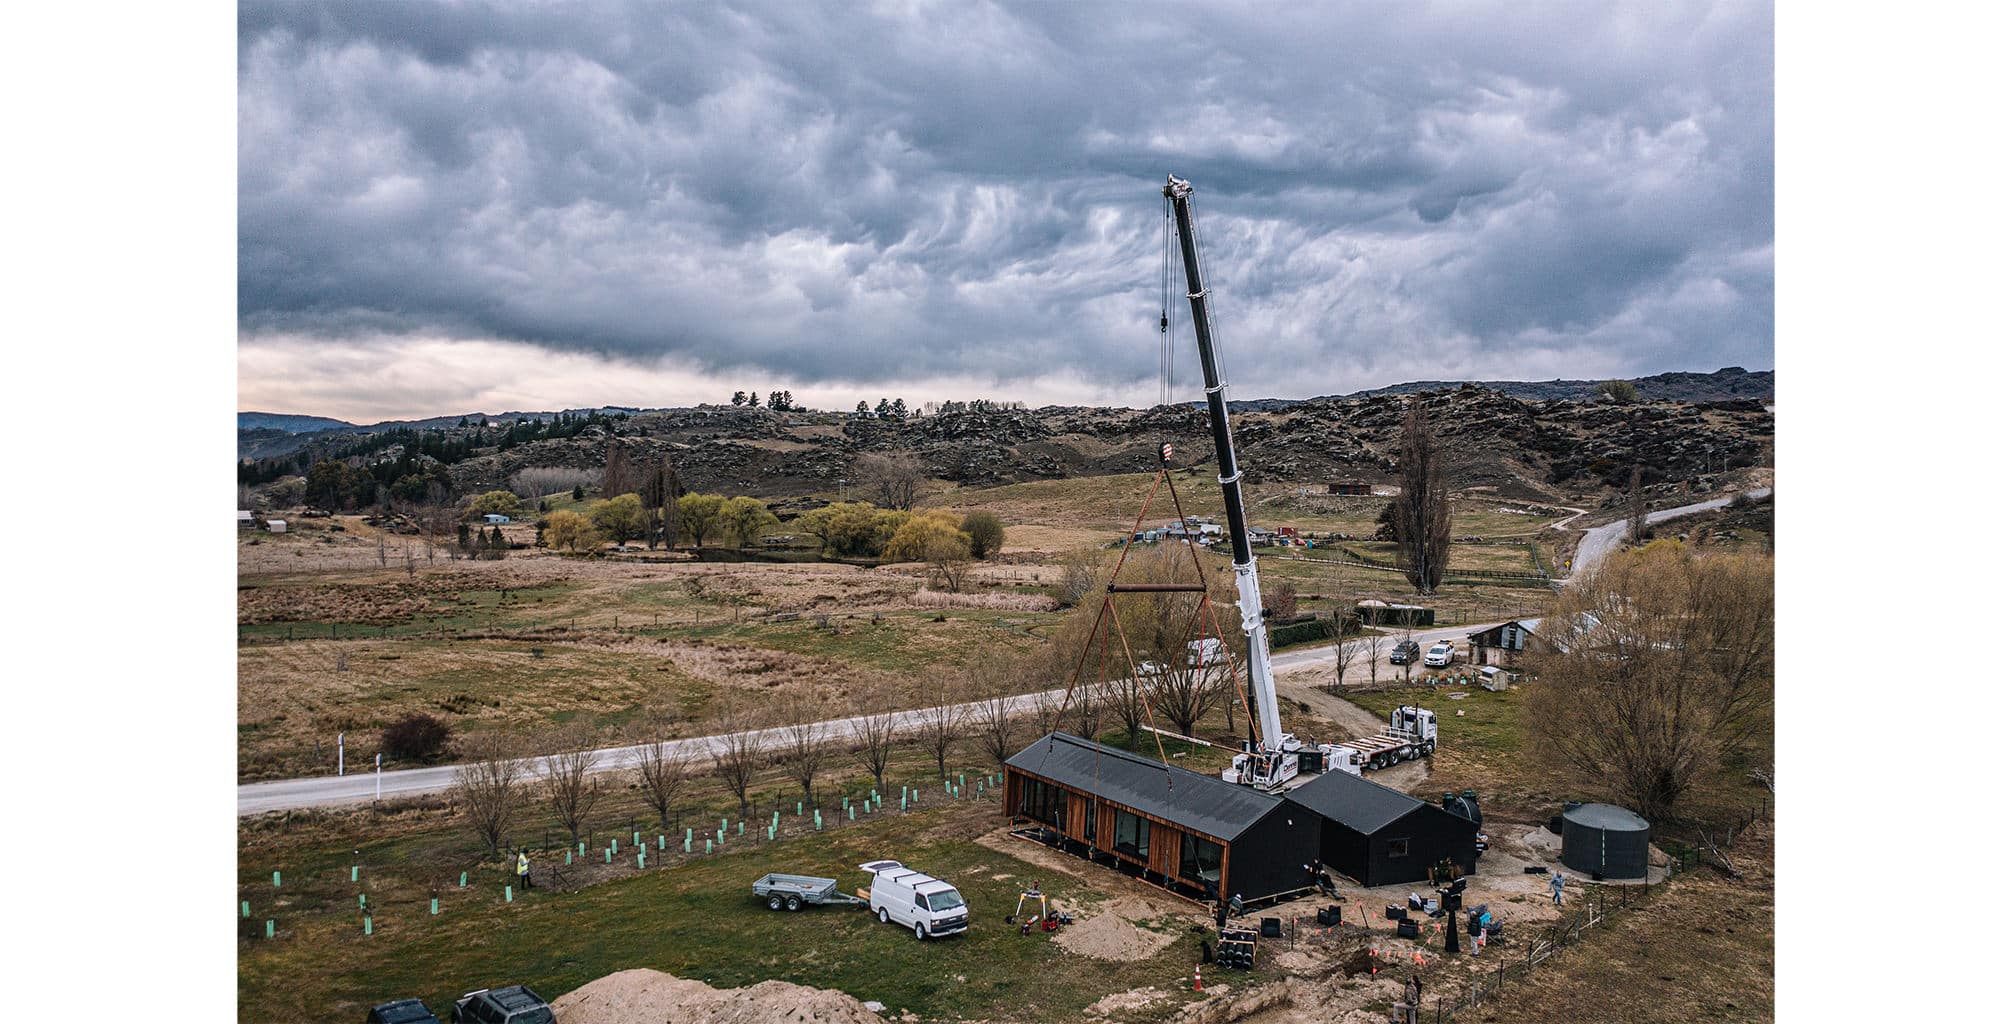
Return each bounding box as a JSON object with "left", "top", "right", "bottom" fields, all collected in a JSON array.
[{"left": 1559, "top": 803, "right": 1651, "bottom": 879}]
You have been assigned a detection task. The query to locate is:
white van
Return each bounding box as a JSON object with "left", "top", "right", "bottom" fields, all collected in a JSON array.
[{"left": 860, "top": 860, "right": 969, "bottom": 940}]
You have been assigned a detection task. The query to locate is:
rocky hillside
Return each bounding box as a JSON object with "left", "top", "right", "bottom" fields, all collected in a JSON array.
[{"left": 384, "top": 386, "right": 1770, "bottom": 505}]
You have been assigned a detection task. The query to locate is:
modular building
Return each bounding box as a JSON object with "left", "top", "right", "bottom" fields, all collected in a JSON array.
[
  {"left": 1282, "top": 769, "right": 1480, "bottom": 886},
  {"left": 1003, "top": 733, "right": 1320, "bottom": 906}
]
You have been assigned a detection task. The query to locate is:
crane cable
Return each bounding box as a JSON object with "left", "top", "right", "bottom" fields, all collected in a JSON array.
[{"left": 1161, "top": 196, "right": 1174, "bottom": 409}]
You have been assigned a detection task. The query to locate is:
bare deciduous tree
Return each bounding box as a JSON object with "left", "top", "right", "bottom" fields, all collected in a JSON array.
[
  {"left": 540, "top": 726, "right": 602, "bottom": 844},
  {"left": 708, "top": 702, "right": 769, "bottom": 817},
  {"left": 1067, "top": 677, "right": 1109, "bottom": 741},
  {"left": 779, "top": 700, "right": 831, "bottom": 803},
  {"left": 453, "top": 733, "right": 522, "bottom": 857},
  {"left": 849, "top": 707, "right": 900, "bottom": 794},
  {"left": 973, "top": 682, "right": 1023, "bottom": 768},
  {"left": 509, "top": 466, "right": 596, "bottom": 500},
  {"left": 1525, "top": 543, "right": 1774, "bottom": 822},
  {"left": 1392, "top": 402, "right": 1451, "bottom": 594},
  {"left": 1052, "top": 548, "right": 1102, "bottom": 609},
  {"left": 914, "top": 680, "right": 969, "bottom": 780},
  {"left": 855, "top": 452, "right": 926, "bottom": 511},
  {"left": 1329, "top": 607, "right": 1367, "bottom": 695},
  {"left": 633, "top": 734, "right": 695, "bottom": 830}
]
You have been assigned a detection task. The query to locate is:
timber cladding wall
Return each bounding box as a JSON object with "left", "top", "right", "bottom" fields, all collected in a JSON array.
[{"left": 1003, "top": 733, "right": 1320, "bottom": 904}]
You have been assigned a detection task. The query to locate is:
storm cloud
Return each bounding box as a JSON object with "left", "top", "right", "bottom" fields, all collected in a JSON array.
[{"left": 239, "top": 1, "right": 1772, "bottom": 419}]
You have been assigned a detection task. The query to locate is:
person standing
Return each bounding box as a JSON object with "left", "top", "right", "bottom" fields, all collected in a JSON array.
[
  {"left": 1403, "top": 974, "right": 1424, "bottom": 1024},
  {"left": 1550, "top": 871, "right": 1566, "bottom": 906},
  {"left": 516, "top": 848, "right": 532, "bottom": 891}
]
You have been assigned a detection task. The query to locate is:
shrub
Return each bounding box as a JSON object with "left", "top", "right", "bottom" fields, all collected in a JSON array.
[
  {"left": 380, "top": 713, "right": 453, "bottom": 762},
  {"left": 1595, "top": 380, "right": 1640, "bottom": 404}
]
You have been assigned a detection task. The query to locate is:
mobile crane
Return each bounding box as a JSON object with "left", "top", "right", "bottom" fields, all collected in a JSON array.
[{"left": 1161, "top": 175, "right": 1439, "bottom": 789}]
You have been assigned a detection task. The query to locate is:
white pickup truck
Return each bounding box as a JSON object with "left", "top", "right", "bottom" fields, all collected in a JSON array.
[{"left": 861, "top": 860, "right": 970, "bottom": 940}]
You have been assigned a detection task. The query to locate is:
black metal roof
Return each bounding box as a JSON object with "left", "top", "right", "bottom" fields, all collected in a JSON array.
[
  {"left": 1283, "top": 768, "right": 1461, "bottom": 835},
  {"left": 1005, "top": 732, "right": 1285, "bottom": 841}
]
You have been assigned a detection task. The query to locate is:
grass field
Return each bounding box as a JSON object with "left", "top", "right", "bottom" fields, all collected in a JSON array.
[{"left": 238, "top": 797, "right": 1272, "bottom": 1024}]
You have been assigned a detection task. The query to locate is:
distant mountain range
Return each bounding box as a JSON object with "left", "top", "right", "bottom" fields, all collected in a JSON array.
[
  {"left": 1226, "top": 366, "right": 1772, "bottom": 411},
  {"left": 239, "top": 368, "right": 1772, "bottom": 437},
  {"left": 237, "top": 407, "right": 651, "bottom": 435}
]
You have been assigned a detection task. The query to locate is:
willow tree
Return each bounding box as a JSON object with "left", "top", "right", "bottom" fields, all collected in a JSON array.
[{"left": 1524, "top": 541, "right": 1774, "bottom": 822}]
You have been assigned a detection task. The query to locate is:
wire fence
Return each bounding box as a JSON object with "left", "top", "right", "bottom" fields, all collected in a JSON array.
[{"left": 1405, "top": 846, "right": 1710, "bottom": 1023}]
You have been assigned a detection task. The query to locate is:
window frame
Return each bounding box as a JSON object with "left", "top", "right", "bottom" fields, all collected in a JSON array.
[{"left": 1387, "top": 837, "right": 1410, "bottom": 859}]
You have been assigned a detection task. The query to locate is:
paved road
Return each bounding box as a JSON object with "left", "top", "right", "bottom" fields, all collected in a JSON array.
[
  {"left": 238, "top": 619, "right": 1499, "bottom": 817},
  {"left": 1567, "top": 488, "right": 1771, "bottom": 580},
  {"left": 237, "top": 689, "right": 1067, "bottom": 816}
]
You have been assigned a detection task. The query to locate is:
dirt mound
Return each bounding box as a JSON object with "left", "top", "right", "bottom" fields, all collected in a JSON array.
[
  {"left": 1053, "top": 894, "right": 1184, "bottom": 961},
  {"left": 552, "top": 969, "right": 883, "bottom": 1024}
]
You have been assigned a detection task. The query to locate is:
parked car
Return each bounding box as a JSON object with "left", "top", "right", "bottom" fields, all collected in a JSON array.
[
  {"left": 1389, "top": 640, "right": 1421, "bottom": 665},
  {"left": 1423, "top": 641, "right": 1455, "bottom": 668},
  {"left": 366, "top": 1000, "right": 440, "bottom": 1024},
  {"left": 452, "top": 986, "right": 553, "bottom": 1024},
  {"left": 861, "top": 859, "right": 969, "bottom": 940}
]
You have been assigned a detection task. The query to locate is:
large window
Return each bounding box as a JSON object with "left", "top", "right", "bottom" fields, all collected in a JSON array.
[
  {"left": 1179, "top": 833, "right": 1224, "bottom": 886},
  {"left": 1114, "top": 809, "right": 1150, "bottom": 858},
  {"left": 1082, "top": 797, "right": 1096, "bottom": 843},
  {"left": 1019, "top": 777, "right": 1063, "bottom": 826},
  {"left": 1387, "top": 837, "right": 1410, "bottom": 859}
]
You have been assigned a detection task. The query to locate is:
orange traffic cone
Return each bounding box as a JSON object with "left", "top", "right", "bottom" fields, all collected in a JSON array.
[{"left": 1192, "top": 964, "right": 1203, "bottom": 992}]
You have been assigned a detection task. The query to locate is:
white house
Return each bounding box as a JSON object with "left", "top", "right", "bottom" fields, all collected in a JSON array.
[
  {"left": 266, "top": 520, "right": 288, "bottom": 534},
  {"left": 237, "top": 510, "right": 255, "bottom": 529},
  {"left": 482, "top": 513, "right": 512, "bottom": 525}
]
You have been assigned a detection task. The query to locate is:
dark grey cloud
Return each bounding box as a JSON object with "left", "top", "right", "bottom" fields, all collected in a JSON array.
[{"left": 239, "top": 0, "right": 1773, "bottom": 403}]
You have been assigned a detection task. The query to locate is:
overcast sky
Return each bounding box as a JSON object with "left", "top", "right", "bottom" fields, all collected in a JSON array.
[{"left": 238, "top": 1, "right": 1773, "bottom": 422}]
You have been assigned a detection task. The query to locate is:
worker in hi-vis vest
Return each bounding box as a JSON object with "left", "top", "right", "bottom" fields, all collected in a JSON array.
[{"left": 516, "top": 849, "right": 532, "bottom": 890}]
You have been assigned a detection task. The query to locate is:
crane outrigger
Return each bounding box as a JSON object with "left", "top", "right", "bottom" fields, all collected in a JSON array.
[{"left": 1161, "top": 174, "right": 1355, "bottom": 790}]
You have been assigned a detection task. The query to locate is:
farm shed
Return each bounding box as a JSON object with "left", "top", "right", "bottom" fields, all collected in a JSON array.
[
  {"left": 266, "top": 520, "right": 287, "bottom": 534},
  {"left": 1004, "top": 733, "right": 1320, "bottom": 906},
  {"left": 1282, "top": 770, "right": 1480, "bottom": 886},
  {"left": 1560, "top": 803, "right": 1651, "bottom": 879},
  {"left": 1466, "top": 618, "right": 1541, "bottom": 667},
  {"left": 237, "top": 510, "right": 255, "bottom": 529},
  {"left": 1327, "top": 481, "right": 1373, "bottom": 495},
  {"left": 483, "top": 513, "right": 512, "bottom": 525},
  {"left": 1357, "top": 599, "right": 1434, "bottom": 627}
]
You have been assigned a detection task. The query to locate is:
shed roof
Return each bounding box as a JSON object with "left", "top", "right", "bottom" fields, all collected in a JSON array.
[
  {"left": 1283, "top": 768, "right": 1453, "bottom": 834},
  {"left": 1006, "top": 733, "right": 1283, "bottom": 842}
]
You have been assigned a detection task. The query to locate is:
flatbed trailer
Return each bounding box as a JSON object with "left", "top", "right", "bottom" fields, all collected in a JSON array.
[
  {"left": 751, "top": 872, "right": 869, "bottom": 912},
  {"left": 1325, "top": 706, "right": 1439, "bottom": 772}
]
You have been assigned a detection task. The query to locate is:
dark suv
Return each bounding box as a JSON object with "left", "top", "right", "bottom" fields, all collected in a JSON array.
[
  {"left": 1389, "top": 640, "right": 1421, "bottom": 665},
  {"left": 452, "top": 986, "right": 554, "bottom": 1024},
  {"left": 366, "top": 1000, "right": 439, "bottom": 1024}
]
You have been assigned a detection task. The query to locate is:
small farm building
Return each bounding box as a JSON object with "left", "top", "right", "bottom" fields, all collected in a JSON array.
[
  {"left": 1357, "top": 599, "right": 1434, "bottom": 627},
  {"left": 483, "top": 513, "right": 512, "bottom": 525},
  {"left": 1283, "top": 770, "right": 1480, "bottom": 886},
  {"left": 1004, "top": 733, "right": 1320, "bottom": 906},
  {"left": 1466, "top": 618, "right": 1541, "bottom": 667},
  {"left": 1327, "top": 481, "right": 1373, "bottom": 495},
  {"left": 237, "top": 510, "right": 255, "bottom": 529},
  {"left": 266, "top": 520, "right": 287, "bottom": 534}
]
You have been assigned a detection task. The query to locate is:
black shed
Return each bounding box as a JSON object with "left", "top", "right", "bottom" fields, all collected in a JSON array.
[
  {"left": 1003, "top": 733, "right": 1321, "bottom": 905},
  {"left": 1283, "top": 770, "right": 1480, "bottom": 886}
]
